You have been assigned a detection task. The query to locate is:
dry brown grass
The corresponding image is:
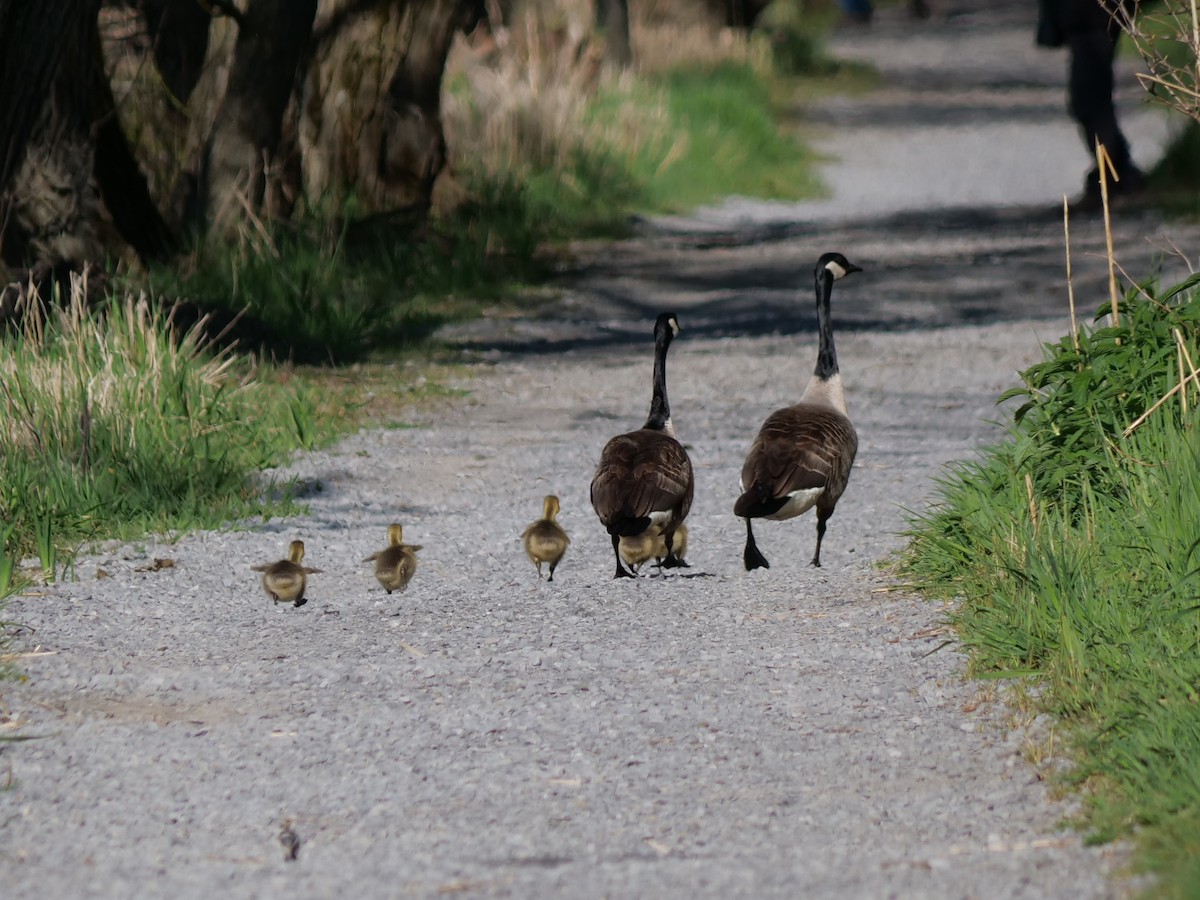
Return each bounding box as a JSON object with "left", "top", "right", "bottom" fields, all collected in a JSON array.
[{"left": 442, "top": 0, "right": 773, "bottom": 190}]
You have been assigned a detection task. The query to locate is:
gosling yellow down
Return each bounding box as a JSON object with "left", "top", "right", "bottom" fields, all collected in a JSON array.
[
  {"left": 619, "top": 521, "right": 689, "bottom": 575},
  {"left": 522, "top": 495, "right": 570, "bottom": 581},
  {"left": 364, "top": 523, "right": 421, "bottom": 594},
  {"left": 253, "top": 540, "right": 321, "bottom": 607}
]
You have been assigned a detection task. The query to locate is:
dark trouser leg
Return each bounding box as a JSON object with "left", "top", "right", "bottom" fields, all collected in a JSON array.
[{"left": 1067, "top": 29, "right": 1141, "bottom": 193}]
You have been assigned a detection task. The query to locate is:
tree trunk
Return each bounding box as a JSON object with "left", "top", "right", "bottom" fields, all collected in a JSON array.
[
  {"left": 0, "top": 0, "right": 101, "bottom": 196},
  {"left": 595, "top": 0, "right": 632, "bottom": 68},
  {"left": 701, "top": 0, "right": 772, "bottom": 29},
  {"left": 1, "top": 0, "right": 105, "bottom": 274},
  {"left": 136, "top": 0, "right": 212, "bottom": 105},
  {"left": 199, "top": 0, "right": 318, "bottom": 234},
  {"left": 300, "top": 0, "right": 472, "bottom": 218},
  {"left": 93, "top": 27, "right": 178, "bottom": 264}
]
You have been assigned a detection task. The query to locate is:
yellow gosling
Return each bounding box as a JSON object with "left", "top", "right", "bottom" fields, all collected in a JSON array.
[
  {"left": 253, "top": 540, "right": 321, "bottom": 607},
  {"left": 522, "top": 495, "right": 570, "bottom": 581},
  {"left": 364, "top": 523, "right": 421, "bottom": 594}
]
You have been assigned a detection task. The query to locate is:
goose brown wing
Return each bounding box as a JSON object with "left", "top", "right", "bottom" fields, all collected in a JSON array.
[
  {"left": 741, "top": 405, "right": 857, "bottom": 502},
  {"left": 591, "top": 430, "right": 694, "bottom": 527}
]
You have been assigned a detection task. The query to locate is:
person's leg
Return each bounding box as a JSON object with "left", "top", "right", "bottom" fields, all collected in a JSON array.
[
  {"left": 838, "top": 0, "right": 873, "bottom": 23},
  {"left": 1067, "top": 27, "right": 1143, "bottom": 198}
]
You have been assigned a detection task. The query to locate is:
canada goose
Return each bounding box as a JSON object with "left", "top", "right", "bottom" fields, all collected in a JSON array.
[
  {"left": 253, "top": 539, "right": 321, "bottom": 607},
  {"left": 735, "top": 252, "right": 861, "bottom": 571},
  {"left": 619, "top": 520, "right": 689, "bottom": 575},
  {"left": 523, "top": 494, "right": 570, "bottom": 581},
  {"left": 591, "top": 312, "right": 694, "bottom": 578},
  {"left": 364, "top": 523, "right": 421, "bottom": 594}
]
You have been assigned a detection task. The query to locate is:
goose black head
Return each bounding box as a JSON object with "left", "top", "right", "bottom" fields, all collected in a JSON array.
[
  {"left": 815, "top": 252, "right": 862, "bottom": 281},
  {"left": 654, "top": 312, "right": 681, "bottom": 343}
]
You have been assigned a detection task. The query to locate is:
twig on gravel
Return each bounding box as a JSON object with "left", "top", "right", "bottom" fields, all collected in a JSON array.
[{"left": 919, "top": 640, "right": 955, "bottom": 659}]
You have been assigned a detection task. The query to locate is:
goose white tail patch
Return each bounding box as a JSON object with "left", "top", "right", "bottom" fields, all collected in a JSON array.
[
  {"left": 768, "top": 487, "right": 823, "bottom": 520},
  {"left": 648, "top": 509, "right": 674, "bottom": 528}
]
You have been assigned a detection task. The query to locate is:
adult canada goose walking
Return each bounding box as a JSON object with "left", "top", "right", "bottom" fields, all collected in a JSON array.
[
  {"left": 253, "top": 539, "right": 322, "bottom": 607},
  {"left": 364, "top": 523, "right": 422, "bottom": 594},
  {"left": 591, "top": 313, "right": 694, "bottom": 579},
  {"left": 735, "top": 252, "right": 861, "bottom": 571},
  {"left": 523, "top": 494, "right": 570, "bottom": 581}
]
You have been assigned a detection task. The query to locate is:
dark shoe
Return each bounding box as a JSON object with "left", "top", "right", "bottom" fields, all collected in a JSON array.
[
  {"left": 1071, "top": 165, "right": 1147, "bottom": 214},
  {"left": 839, "top": 12, "right": 872, "bottom": 26}
]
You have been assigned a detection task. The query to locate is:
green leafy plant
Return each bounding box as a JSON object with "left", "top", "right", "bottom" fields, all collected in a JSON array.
[
  {"left": 33, "top": 513, "right": 56, "bottom": 584},
  {"left": 902, "top": 268, "right": 1200, "bottom": 895}
]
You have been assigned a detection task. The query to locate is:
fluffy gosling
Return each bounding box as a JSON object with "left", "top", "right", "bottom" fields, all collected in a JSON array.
[
  {"left": 619, "top": 521, "right": 689, "bottom": 575},
  {"left": 364, "top": 523, "right": 421, "bottom": 594},
  {"left": 522, "top": 495, "right": 570, "bottom": 581},
  {"left": 253, "top": 540, "right": 321, "bottom": 607}
]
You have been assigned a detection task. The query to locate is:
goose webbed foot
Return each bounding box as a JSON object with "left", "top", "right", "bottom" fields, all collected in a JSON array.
[
  {"left": 293, "top": 597, "right": 308, "bottom": 608},
  {"left": 743, "top": 519, "right": 770, "bottom": 571},
  {"left": 611, "top": 534, "right": 635, "bottom": 578},
  {"left": 660, "top": 555, "right": 688, "bottom": 569}
]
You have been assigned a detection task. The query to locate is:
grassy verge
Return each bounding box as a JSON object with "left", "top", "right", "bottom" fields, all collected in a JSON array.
[
  {"left": 900, "top": 272, "right": 1200, "bottom": 895},
  {"left": 443, "top": 3, "right": 839, "bottom": 242},
  {"left": 0, "top": 278, "right": 333, "bottom": 571},
  {"left": 146, "top": 51, "right": 831, "bottom": 362},
  {"left": 4, "top": 7, "right": 841, "bottom": 586}
]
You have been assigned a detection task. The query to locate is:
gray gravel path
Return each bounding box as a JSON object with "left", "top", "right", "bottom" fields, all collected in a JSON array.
[{"left": 4, "top": 2, "right": 1200, "bottom": 897}]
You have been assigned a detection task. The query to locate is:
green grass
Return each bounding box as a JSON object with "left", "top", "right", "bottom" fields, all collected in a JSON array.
[
  {"left": 639, "top": 62, "right": 823, "bottom": 210},
  {"left": 0, "top": 280, "right": 332, "bottom": 568},
  {"left": 143, "top": 185, "right": 550, "bottom": 365},
  {"left": 901, "top": 275, "right": 1200, "bottom": 895},
  {"left": 528, "top": 60, "right": 820, "bottom": 229},
  {"left": 0, "top": 524, "right": 25, "bottom": 687}
]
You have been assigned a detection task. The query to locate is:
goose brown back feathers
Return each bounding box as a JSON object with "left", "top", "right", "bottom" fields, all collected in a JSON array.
[
  {"left": 591, "top": 430, "right": 693, "bottom": 536},
  {"left": 735, "top": 405, "right": 857, "bottom": 522}
]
